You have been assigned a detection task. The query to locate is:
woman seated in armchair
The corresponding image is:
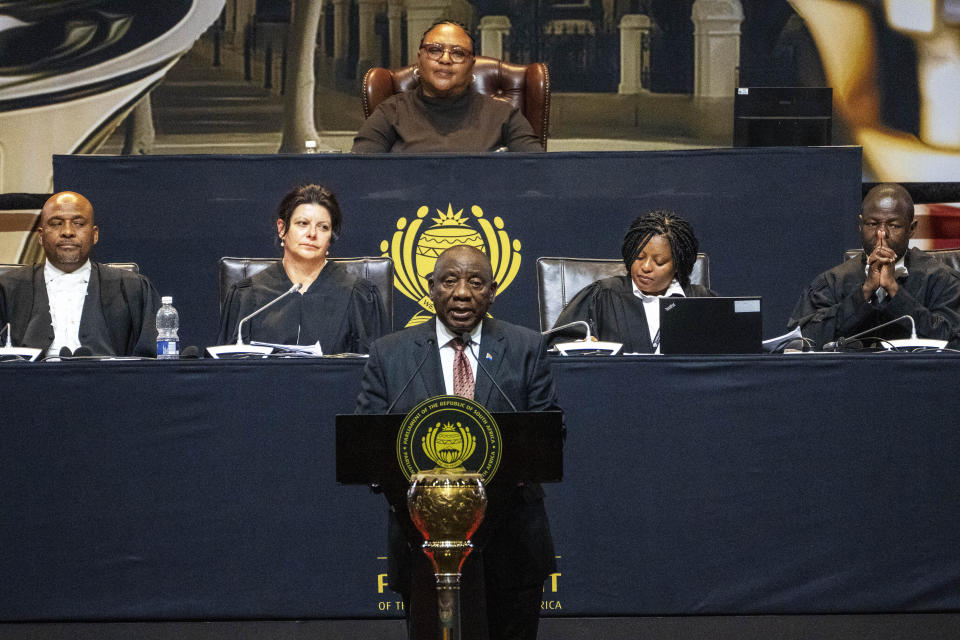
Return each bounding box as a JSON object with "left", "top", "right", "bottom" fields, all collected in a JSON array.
[{"left": 352, "top": 19, "right": 542, "bottom": 153}]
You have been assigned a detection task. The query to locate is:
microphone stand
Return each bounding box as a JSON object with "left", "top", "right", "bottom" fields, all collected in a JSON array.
[
  {"left": 461, "top": 333, "right": 518, "bottom": 412},
  {"left": 385, "top": 338, "right": 436, "bottom": 414},
  {"left": 542, "top": 320, "right": 593, "bottom": 341},
  {"left": 206, "top": 283, "right": 302, "bottom": 358},
  {"left": 235, "top": 283, "right": 302, "bottom": 346},
  {"left": 823, "top": 315, "right": 943, "bottom": 352},
  {"left": 542, "top": 321, "right": 623, "bottom": 356},
  {"left": 0, "top": 323, "right": 41, "bottom": 362}
]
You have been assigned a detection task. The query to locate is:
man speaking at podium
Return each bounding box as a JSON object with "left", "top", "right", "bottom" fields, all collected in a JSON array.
[{"left": 356, "top": 245, "right": 561, "bottom": 640}]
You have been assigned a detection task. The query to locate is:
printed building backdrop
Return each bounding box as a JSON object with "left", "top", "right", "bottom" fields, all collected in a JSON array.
[{"left": 2, "top": 1, "right": 960, "bottom": 258}]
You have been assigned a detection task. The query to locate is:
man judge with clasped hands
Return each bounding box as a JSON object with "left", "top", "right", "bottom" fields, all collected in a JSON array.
[
  {"left": 789, "top": 183, "right": 960, "bottom": 349},
  {"left": 356, "top": 245, "right": 560, "bottom": 640}
]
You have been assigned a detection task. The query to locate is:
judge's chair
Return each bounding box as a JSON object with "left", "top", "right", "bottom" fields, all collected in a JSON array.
[
  {"left": 536, "top": 255, "right": 711, "bottom": 332},
  {"left": 361, "top": 57, "right": 551, "bottom": 150},
  {"left": 844, "top": 248, "right": 960, "bottom": 272},
  {"left": 218, "top": 256, "right": 394, "bottom": 330},
  {"left": 0, "top": 262, "right": 139, "bottom": 276}
]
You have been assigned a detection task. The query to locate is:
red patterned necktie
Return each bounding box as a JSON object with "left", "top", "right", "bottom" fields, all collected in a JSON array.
[{"left": 452, "top": 338, "right": 475, "bottom": 399}]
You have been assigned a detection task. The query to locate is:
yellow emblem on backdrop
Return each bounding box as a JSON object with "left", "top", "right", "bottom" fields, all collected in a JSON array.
[{"left": 380, "top": 204, "right": 522, "bottom": 327}]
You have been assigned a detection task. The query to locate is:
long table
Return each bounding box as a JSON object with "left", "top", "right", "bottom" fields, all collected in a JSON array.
[{"left": 2, "top": 354, "right": 959, "bottom": 622}]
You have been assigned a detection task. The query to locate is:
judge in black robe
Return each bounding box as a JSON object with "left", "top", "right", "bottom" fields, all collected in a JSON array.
[
  {"left": 555, "top": 275, "right": 715, "bottom": 353},
  {"left": 789, "top": 248, "right": 960, "bottom": 349},
  {"left": 552, "top": 210, "right": 715, "bottom": 353},
  {"left": 0, "top": 190, "right": 160, "bottom": 358},
  {"left": 217, "top": 260, "right": 385, "bottom": 353},
  {"left": 789, "top": 183, "right": 960, "bottom": 350},
  {"left": 216, "top": 184, "right": 386, "bottom": 354},
  {"left": 0, "top": 262, "right": 160, "bottom": 357}
]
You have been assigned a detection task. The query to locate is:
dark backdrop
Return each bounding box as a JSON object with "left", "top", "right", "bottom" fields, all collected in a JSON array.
[{"left": 53, "top": 148, "right": 862, "bottom": 347}]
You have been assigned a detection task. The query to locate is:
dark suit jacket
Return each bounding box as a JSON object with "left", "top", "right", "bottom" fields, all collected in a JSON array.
[
  {"left": 0, "top": 263, "right": 161, "bottom": 357},
  {"left": 356, "top": 317, "right": 561, "bottom": 594},
  {"left": 356, "top": 317, "right": 558, "bottom": 415}
]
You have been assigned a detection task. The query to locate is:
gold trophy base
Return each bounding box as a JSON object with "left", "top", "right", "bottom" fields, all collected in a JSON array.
[{"left": 408, "top": 470, "right": 487, "bottom": 640}]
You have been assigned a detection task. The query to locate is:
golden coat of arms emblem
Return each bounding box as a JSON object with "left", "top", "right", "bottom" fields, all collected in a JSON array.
[
  {"left": 396, "top": 395, "right": 502, "bottom": 482},
  {"left": 380, "top": 204, "right": 522, "bottom": 327},
  {"left": 422, "top": 422, "right": 477, "bottom": 469}
]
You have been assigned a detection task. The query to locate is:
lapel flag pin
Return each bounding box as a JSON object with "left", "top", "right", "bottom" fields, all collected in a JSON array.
[{"left": 486, "top": 352, "right": 493, "bottom": 361}]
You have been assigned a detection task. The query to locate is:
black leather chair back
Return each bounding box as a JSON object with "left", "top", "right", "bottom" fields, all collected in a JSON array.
[
  {"left": 536, "top": 254, "right": 710, "bottom": 331},
  {"left": 0, "top": 262, "right": 139, "bottom": 276},
  {"left": 105, "top": 262, "right": 139, "bottom": 273},
  {"left": 844, "top": 248, "right": 960, "bottom": 272},
  {"left": 218, "top": 257, "right": 394, "bottom": 330}
]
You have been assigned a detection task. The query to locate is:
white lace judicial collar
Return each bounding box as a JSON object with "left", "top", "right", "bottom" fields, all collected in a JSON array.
[{"left": 43, "top": 259, "right": 91, "bottom": 356}]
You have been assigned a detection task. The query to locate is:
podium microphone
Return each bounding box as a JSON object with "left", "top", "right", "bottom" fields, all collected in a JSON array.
[
  {"left": 1, "top": 322, "right": 10, "bottom": 347},
  {"left": 385, "top": 337, "right": 435, "bottom": 413},
  {"left": 235, "top": 282, "right": 302, "bottom": 345},
  {"left": 823, "top": 315, "right": 916, "bottom": 351},
  {"left": 461, "top": 332, "right": 518, "bottom": 412}
]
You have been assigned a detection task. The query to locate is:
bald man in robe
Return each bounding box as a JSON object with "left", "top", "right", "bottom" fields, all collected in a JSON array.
[
  {"left": 789, "top": 183, "right": 960, "bottom": 349},
  {"left": 0, "top": 191, "right": 161, "bottom": 357}
]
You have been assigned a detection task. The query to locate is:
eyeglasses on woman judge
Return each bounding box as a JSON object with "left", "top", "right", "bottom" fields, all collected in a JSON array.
[{"left": 420, "top": 43, "right": 473, "bottom": 63}]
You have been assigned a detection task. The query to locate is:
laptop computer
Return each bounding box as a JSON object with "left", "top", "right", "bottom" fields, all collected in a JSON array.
[{"left": 658, "top": 297, "right": 762, "bottom": 354}]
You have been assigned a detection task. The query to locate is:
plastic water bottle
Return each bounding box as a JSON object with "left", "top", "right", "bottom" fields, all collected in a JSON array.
[{"left": 156, "top": 296, "right": 180, "bottom": 360}]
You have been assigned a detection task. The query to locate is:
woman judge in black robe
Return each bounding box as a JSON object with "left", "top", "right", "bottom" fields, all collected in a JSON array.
[
  {"left": 553, "top": 210, "right": 715, "bottom": 353},
  {"left": 217, "top": 184, "right": 386, "bottom": 354}
]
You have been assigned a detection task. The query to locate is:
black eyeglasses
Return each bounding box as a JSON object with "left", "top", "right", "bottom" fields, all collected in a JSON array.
[{"left": 420, "top": 43, "right": 473, "bottom": 63}]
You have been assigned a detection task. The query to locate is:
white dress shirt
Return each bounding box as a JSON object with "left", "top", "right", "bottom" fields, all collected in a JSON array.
[
  {"left": 632, "top": 277, "right": 686, "bottom": 354},
  {"left": 44, "top": 260, "right": 92, "bottom": 356},
  {"left": 435, "top": 320, "right": 481, "bottom": 395}
]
